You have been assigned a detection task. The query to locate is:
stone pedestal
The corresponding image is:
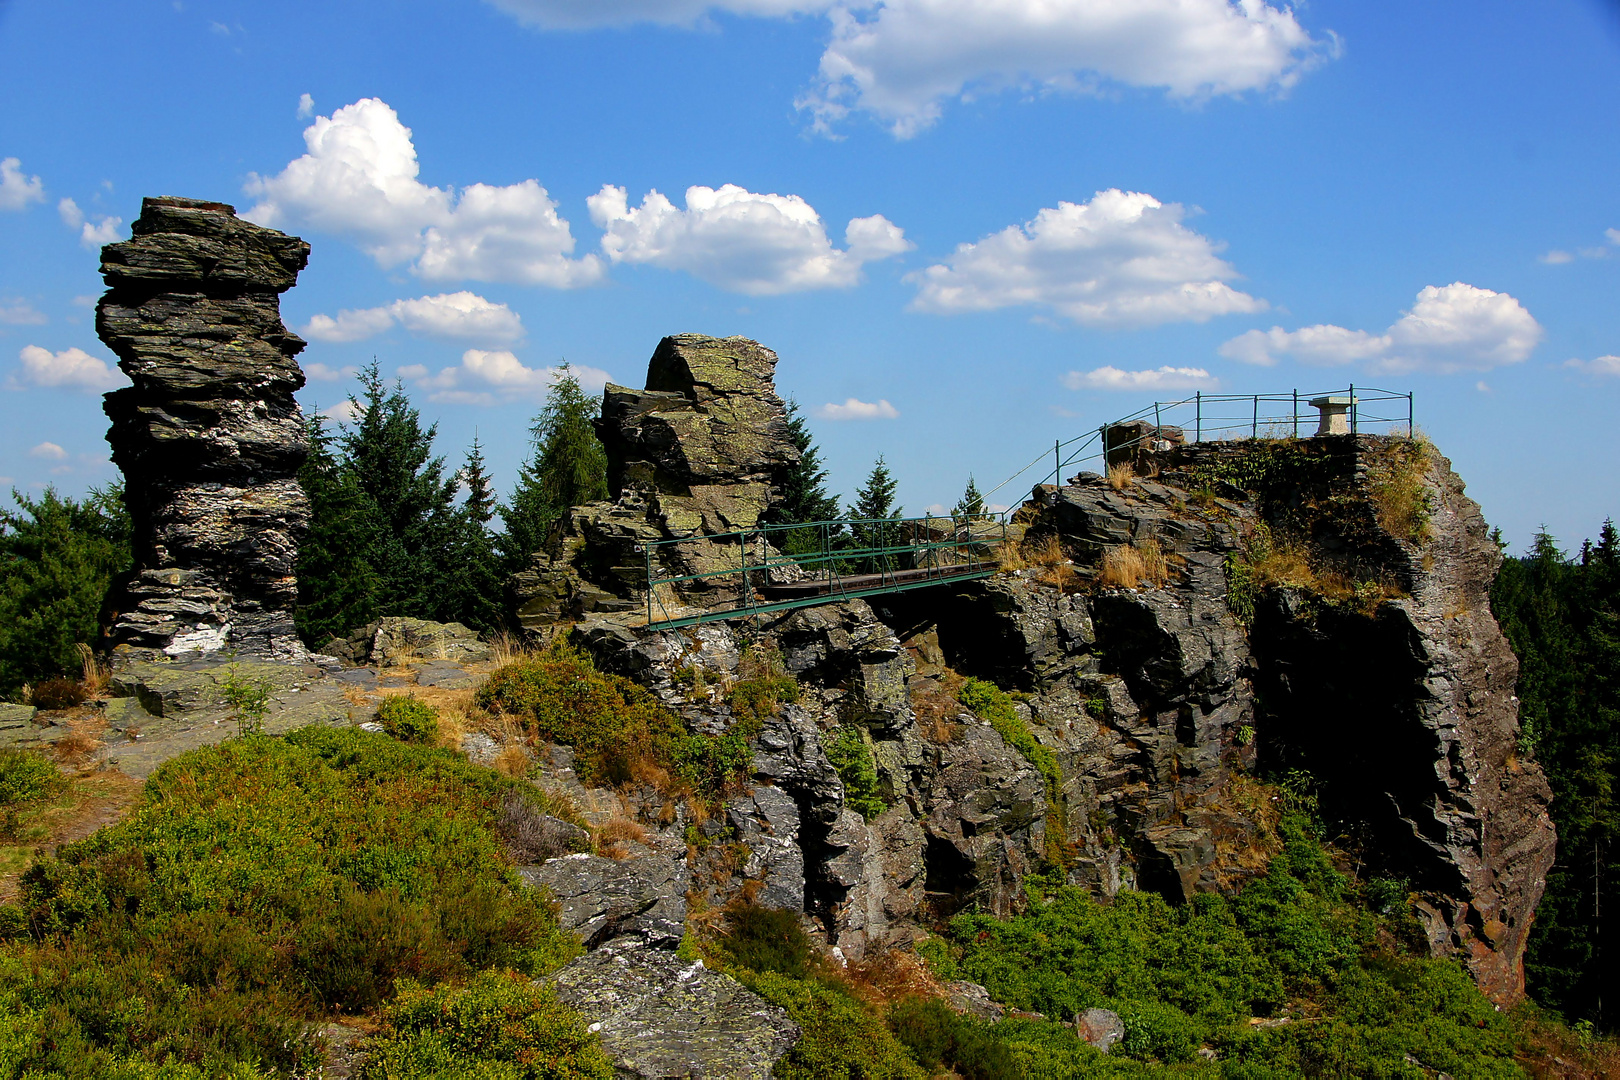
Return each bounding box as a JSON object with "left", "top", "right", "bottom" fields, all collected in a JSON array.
[{"left": 1309, "top": 394, "right": 1355, "bottom": 436}]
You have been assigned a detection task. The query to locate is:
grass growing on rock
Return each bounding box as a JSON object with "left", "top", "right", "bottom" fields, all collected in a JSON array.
[
  {"left": 957, "top": 678, "right": 1070, "bottom": 866},
  {"left": 0, "top": 727, "right": 599, "bottom": 1077}
]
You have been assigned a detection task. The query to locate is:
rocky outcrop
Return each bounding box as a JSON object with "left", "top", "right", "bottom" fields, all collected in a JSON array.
[
  {"left": 98, "top": 197, "right": 312, "bottom": 660},
  {"left": 566, "top": 431, "right": 1552, "bottom": 1004},
  {"left": 511, "top": 334, "right": 800, "bottom": 629}
]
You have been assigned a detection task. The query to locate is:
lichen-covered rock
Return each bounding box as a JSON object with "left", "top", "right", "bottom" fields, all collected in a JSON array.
[
  {"left": 520, "top": 853, "right": 687, "bottom": 949},
  {"left": 547, "top": 942, "right": 800, "bottom": 1080},
  {"left": 370, "top": 617, "right": 491, "bottom": 666},
  {"left": 98, "top": 197, "right": 312, "bottom": 660}
]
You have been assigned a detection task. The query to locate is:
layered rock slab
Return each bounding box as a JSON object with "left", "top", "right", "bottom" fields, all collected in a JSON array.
[{"left": 98, "top": 196, "right": 312, "bottom": 660}]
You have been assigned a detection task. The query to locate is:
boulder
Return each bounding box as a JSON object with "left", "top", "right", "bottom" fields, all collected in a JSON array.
[
  {"left": 1076, "top": 1007, "right": 1126, "bottom": 1052},
  {"left": 520, "top": 853, "right": 687, "bottom": 949},
  {"left": 370, "top": 617, "right": 491, "bottom": 666},
  {"left": 547, "top": 942, "right": 800, "bottom": 1080}
]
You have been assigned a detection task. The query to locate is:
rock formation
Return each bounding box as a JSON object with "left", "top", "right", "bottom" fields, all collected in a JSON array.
[
  {"left": 97, "top": 196, "right": 312, "bottom": 660},
  {"left": 512, "top": 334, "right": 800, "bottom": 628},
  {"left": 562, "top": 418, "right": 1554, "bottom": 1003}
]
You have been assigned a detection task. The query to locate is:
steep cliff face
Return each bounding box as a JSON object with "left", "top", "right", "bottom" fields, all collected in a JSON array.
[
  {"left": 566, "top": 389, "right": 1553, "bottom": 1003},
  {"left": 97, "top": 196, "right": 312, "bottom": 660}
]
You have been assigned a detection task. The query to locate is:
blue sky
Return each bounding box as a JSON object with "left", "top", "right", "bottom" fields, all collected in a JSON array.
[{"left": 1, "top": 0, "right": 1617, "bottom": 552}]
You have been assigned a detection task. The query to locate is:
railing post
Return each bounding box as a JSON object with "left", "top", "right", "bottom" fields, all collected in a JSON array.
[
  {"left": 644, "top": 544, "right": 652, "bottom": 626},
  {"left": 1196, "top": 392, "right": 1202, "bottom": 442},
  {"left": 1350, "top": 383, "right": 1358, "bottom": 435},
  {"left": 1054, "top": 439, "right": 1061, "bottom": 487},
  {"left": 1293, "top": 389, "right": 1298, "bottom": 439},
  {"left": 1252, "top": 395, "right": 1258, "bottom": 438},
  {"left": 1408, "top": 391, "right": 1414, "bottom": 436},
  {"left": 1154, "top": 401, "right": 1161, "bottom": 439}
]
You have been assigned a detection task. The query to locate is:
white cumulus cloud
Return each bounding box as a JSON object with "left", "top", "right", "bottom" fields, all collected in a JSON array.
[
  {"left": 403, "top": 352, "right": 613, "bottom": 406},
  {"left": 0, "top": 157, "right": 45, "bottom": 211},
  {"left": 1063, "top": 365, "right": 1218, "bottom": 391},
  {"left": 1565, "top": 355, "right": 1620, "bottom": 378},
  {"left": 803, "top": 0, "right": 1331, "bottom": 137},
  {"left": 588, "top": 184, "right": 911, "bottom": 294},
  {"left": 297, "top": 93, "right": 315, "bottom": 119},
  {"left": 1219, "top": 283, "right": 1543, "bottom": 375},
  {"left": 813, "top": 397, "right": 899, "bottom": 419},
  {"left": 304, "top": 362, "right": 361, "bottom": 381},
  {"left": 301, "top": 292, "right": 525, "bottom": 344},
  {"left": 9, "top": 345, "right": 127, "bottom": 392},
  {"left": 244, "top": 98, "right": 602, "bottom": 287},
  {"left": 0, "top": 298, "right": 47, "bottom": 326},
  {"left": 909, "top": 189, "right": 1263, "bottom": 326},
  {"left": 28, "top": 441, "right": 67, "bottom": 461},
  {"left": 57, "top": 198, "right": 124, "bottom": 248}
]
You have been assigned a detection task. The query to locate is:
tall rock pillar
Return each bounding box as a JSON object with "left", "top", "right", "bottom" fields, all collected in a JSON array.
[{"left": 98, "top": 196, "right": 313, "bottom": 660}]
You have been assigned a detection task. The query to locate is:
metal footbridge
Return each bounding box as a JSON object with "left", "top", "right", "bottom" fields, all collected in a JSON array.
[{"left": 639, "top": 516, "right": 1006, "bottom": 629}]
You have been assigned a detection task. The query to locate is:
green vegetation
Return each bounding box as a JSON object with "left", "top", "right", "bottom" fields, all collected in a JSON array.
[
  {"left": 824, "top": 726, "right": 886, "bottom": 820},
  {"left": 928, "top": 813, "right": 1521, "bottom": 1074},
  {"left": 219, "top": 665, "right": 272, "bottom": 737},
  {"left": 848, "top": 456, "right": 904, "bottom": 572},
  {"left": 952, "top": 475, "right": 986, "bottom": 519},
  {"left": 362, "top": 969, "right": 613, "bottom": 1079},
  {"left": 0, "top": 485, "right": 130, "bottom": 700},
  {"left": 958, "top": 678, "right": 1068, "bottom": 863},
  {"left": 0, "top": 749, "right": 64, "bottom": 810},
  {"left": 1492, "top": 521, "right": 1619, "bottom": 1027},
  {"left": 476, "top": 641, "right": 749, "bottom": 801},
  {"left": 0, "top": 728, "right": 594, "bottom": 1076},
  {"left": 765, "top": 399, "right": 844, "bottom": 558},
  {"left": 498, "top": 364, "right": 610, "bottom": 577},
  {"left": 376, "top": 695, "right": 441, "bottom": 744}
]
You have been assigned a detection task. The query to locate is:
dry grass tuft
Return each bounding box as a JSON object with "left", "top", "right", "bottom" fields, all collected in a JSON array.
[
  {"left": 843, "top": 946, "right": 949, "bottom": 1006},
  {"left": 486, "top": 629, "right": 536, "bottom": 668},
  {"left": 1107, "top": 461, "right": 1136, "bottom": 490},
  {"left": 1098, "top": 538, "right": 1170, "bottom": 589},
  {"left": 77, "top": 645, "right": 110, "bottom": 700},
  {"left": 996, "top": 542, "right": 1028, "bottom": 573},
  {"left": 911, "top": 670, "right": 967, "bottom": 744},
  {"left": 594, "top": 812, "right": 651, "bottom": 859},
  {"left": 51, "top": 724, "right": 104, "bottom": 768},
  {"left": 492, "top": 743, "right": 531, "bottom": 778},
  {"left": 1022, "top": 534, "right": 1076, "bottom": 591}
]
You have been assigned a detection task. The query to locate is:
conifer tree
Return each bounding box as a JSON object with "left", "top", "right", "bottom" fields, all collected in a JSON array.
[
  {"left": 766, "top": 399, "right": 843, "bottom": 557},
  {"left": 340, "top": 361, "right": 460, "bottom": 620},
  {"left": 441, "top": 435, "right": 504, "bottom": 631},
  {"left": 953, "top": 475, "right": 986, "bottom": 520},
  {"left": 498, "top": 365, "right": 608, "bottom": 573},
  {"left": 849, "top": 457, "right": 902, "bottom": 573},
  {"left": 294, "top": 413, "right": 380, "bottom": 645},
  {"left": 0, "top": 485, "right": 131, "bottom": 697}
]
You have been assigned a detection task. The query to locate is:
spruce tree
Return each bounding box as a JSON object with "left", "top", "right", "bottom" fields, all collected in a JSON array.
[
  {"left": 953, "top": 475, "right": 986, "bottom": 520},
  {"left": 849, "top": 457, "right": 902, "bottom": 573},
  {"left": 498, "top": 365, "right": 608, "bottom": 574},
  {"left": 0, "top": 485, "right": 131, "bottom": 697},
  {"left": 340, "top": 361, "right": 459, "bottom": 620},
  {"left": 766, "top": 399, "right": 843, "bottom": 557},
  {"left": 441, "top": 436, "right": 504, "bottom": 632},
  {"left": 294, "top": 413, "right": 380, "bottom": 645}
]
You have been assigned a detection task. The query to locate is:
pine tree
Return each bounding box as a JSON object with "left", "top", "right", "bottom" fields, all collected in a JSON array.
[
  {"left": 340, "top": 361, "right": 460, "bottom": 620},
  {"left": 294, "top": 413, "right": 381, "bottom": 645},
  {"left": 953, "top": 475, "right": 986, "bottom": 520},
  {"left": 498, "top": 365, "right": 608, "bottom": 574},
  {"left": 0, "top": 485, "right": 131, "bottom": 697},
  {"left": 766, "top": 399, "right": 843, "bottom": 558},
  {"left": 848, "top": 457, "right": 902, "bottom": 573},
  {"left": 441, "top": 436, "right": 504, "bottom": 631}
]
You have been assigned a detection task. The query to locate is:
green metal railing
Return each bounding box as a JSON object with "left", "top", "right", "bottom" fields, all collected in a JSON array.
[
  {"left": 639, "top": 514, "right": 1007, "bottom": 629},
  {"left": 980, "top": 385, "right": 1414, "bottom": 500}
]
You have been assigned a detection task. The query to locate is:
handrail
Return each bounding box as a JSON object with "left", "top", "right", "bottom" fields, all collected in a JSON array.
[{"left": 641, "top": 513, "right": 1007, "bottom": 629}]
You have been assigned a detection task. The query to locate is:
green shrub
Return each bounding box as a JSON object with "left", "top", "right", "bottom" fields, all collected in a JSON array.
[
  {"left": 376, "top": 695, "right": 440, "bottom": 744},
  {"left": 734, "top": 969, "right": 926, "bottom": 1080},
  {"left": 713, "top": 903, "right": 817, "bottom": 980},
  {"left": 725, "top": 675, "right": 800, "bottom": 733},
  {"left": 0, "top": 727, "right": 584, "bottom": 1074},
  {"left": 362, "top": 969, "right": 613, "bottom": 1079},
  {"left": 31, "top": 678, "right": 88, "bottom": 710},
  {"left": 887, "top": 995, "right": 1018, "bottom": 1079},
  {"left": 476, "top": 642, "right": 749, "bottom": 800},
  {"left": 824, "top": 726, "right": 887, "bottom": 820},
  {"left": 0, "top": 749, "right": 64, "bottom": 808}
]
